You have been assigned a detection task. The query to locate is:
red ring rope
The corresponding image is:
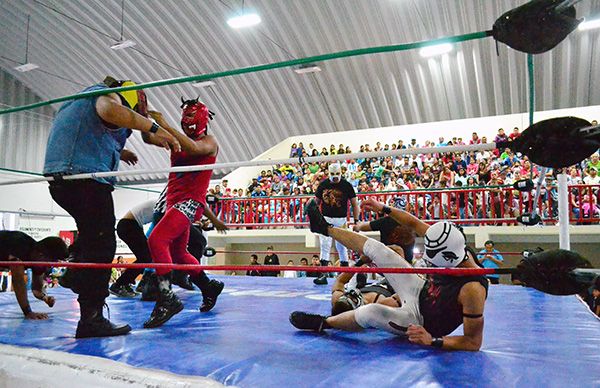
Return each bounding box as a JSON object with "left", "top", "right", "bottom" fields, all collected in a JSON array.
[
  {"left": 212, "top": 250, "right": 524, "bottom": 256},
  {"left": 0, "top": 261, "right": 506, "bottom": 276}
]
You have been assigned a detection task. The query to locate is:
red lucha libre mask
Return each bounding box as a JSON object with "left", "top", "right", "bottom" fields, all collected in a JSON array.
[
  {"left": 180, "top": 97, "right": 214, "bottom": 139},
  {"left": 136, "top": 90, "right": 148, "bottom": 117}
]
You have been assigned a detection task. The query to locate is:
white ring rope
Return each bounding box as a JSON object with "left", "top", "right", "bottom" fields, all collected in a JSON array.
[{"left": 0, "top": 143, "right": 497, "bottom": 187}]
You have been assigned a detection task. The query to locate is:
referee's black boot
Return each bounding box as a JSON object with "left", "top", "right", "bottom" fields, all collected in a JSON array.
[
  {"left": 305, "top": 200, "right": 331, "bottom": 236},
  {"left": 76, "top": 300, "right": 131, "bottom": 339}
]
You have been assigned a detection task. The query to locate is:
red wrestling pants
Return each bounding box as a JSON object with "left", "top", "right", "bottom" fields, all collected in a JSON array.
[{"left": 148, "top": 205, "right": 203, "bottom": 276}]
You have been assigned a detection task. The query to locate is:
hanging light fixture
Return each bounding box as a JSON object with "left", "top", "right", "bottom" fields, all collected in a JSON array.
[
  {"left": 110, "top": 0, "right": 137, "bottom": 50},
  {"left": 227, "top": 0, "right": 261, "bottom": 29},
  {"left": 13, "top": 15, "right": 39, "bottom": 72}
]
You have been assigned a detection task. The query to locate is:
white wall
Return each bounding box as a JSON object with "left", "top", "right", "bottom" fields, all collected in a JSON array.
[
  {"left": 0, "top": 171, "right": 161, "bottom": 253},
  {"left": 222, "top": 105, "right": 600, "bottom": 188}
]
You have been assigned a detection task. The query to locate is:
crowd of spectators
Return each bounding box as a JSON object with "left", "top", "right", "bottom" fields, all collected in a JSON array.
[
  {"left": 208, "top": 122, "right": 600, "bottom": 225},
  {"left": 246, "top": 251, "right": 339, "bottom": 278}
]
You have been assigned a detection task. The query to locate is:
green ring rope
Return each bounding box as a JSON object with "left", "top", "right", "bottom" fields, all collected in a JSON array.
[{"left": 0, "top": 30, "right": 492, "bottom": 116}]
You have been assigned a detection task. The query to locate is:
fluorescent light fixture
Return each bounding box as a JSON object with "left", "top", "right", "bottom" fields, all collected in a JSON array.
[
  {"left": 294, "top": 64, "right": 322, "bottom": 74},
  {"left": 419, "top": 43, "right": 453, "bottom": 58},
  {"left": 227, "top": 13, "right": 261, "bottom": 29},
  {"left": 110, "top": 39, "right": 137, "bottom": 50},
  {"left": 14, "top": 63, "right": 39, "bottom": 72},
  {"left": 578, "top": 18, "right": 600, "bottom": 31},
  {"left": 192, "top": 80, "right": 216, "bottom": 88}
]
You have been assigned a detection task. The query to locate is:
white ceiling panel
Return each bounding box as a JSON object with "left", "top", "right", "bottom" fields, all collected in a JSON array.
[{"left": 0, "top": 0, "right": 599, "bottom": 183}]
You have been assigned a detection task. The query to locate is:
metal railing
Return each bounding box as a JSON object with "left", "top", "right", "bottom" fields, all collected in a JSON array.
[{"left": 210, "top": 184, "right": 600, "bottom": 228}]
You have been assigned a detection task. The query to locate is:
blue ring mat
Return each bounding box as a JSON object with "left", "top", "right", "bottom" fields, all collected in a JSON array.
[{"left": 0, "top": 276, "right": 598, "bottom": 387}]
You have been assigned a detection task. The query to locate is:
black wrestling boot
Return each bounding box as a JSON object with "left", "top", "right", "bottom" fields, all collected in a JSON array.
[
  {"left": 313, "top": 259, "right": 330, "bottom": 285},
  {"left": 109, "top": 283, "right": 137, "bottom": 298},
  {"left": 172, "top": 270, "right": 195, "bottom": 291},
  {"left": 135, "top": 271, "right": 151, "bottom": 293},
  {"left": 75, "top": 301, "right": 131, "bottom": 339},
  {"left": 305, "top": 200, "right": 332, "bottom": 236},
  {"left": 289, "top": 311, "right": 330, "bottom": 332},
  {"left": 143, "top": 290, "right": 183, "bottom": 328},
  {"left": 143, "top": 275, "right": 183, "bottom": 328},
  {"left": 140, "top": 272, "right": 159, "bottom": 302},
  {"left": 194, "top": 278, "right": 224, "bottom": 312}
]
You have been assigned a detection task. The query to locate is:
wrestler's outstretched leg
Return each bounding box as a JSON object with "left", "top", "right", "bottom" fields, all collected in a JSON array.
[{"left": 144, "top": 208, "right": 188, "bottom": 328}]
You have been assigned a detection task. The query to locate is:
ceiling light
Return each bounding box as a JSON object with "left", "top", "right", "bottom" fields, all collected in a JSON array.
[
  {"left": 14, "top": 63, "right": 39, "bottom": 72},
  {"left": 294, "top": 64, "right": 321, "bottom": 74},
  {"left": 192, "top": 80, "right": 215, "bottom": 88},
  {"left": 419, "top": 43, "right": 453, "bottom": 58},
  {"left": 578, "top": 18, "right": 600, "bottom": 31},
  {"left": 110, "top": 39, "right": 137, "bottom": 50},
  {"left": 227, "top": 13, "right": 261, "bottom": 29}
]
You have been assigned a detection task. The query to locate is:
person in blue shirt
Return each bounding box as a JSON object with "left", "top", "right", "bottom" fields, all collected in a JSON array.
[
  {"left": 43, "top": 77, "right": 180, "bottom": 338},
  {"left": 477, "top": 240, "right": 504, "bottom": 284}
]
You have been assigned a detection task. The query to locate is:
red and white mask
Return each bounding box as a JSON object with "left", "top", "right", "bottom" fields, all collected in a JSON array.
[{"left": 180, "top": 97, "right": 214, "bottom": 139}]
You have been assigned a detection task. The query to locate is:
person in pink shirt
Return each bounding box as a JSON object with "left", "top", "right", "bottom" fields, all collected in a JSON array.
[{"left": 467, "top": 158, "right": 479, "bottom": 177}]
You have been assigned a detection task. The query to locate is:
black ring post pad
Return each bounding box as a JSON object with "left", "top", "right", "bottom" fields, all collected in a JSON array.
[
  {"left": 516, "top": 249, "right": 594, "bottom": 295},
  {"left": 509, "top": 116, "right": 598, "bottom": 169}
]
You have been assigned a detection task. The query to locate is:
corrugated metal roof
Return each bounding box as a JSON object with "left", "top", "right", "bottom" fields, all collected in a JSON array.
[{"left": 1, "top": 0, "right": 599, "bottom": 183}]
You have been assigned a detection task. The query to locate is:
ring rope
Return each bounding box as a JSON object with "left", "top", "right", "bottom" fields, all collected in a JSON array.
[
  {"left": 0, "top": 143, "right": 497, "bottom": 186},
  {"left": 0, "top": 261, "right": 509, "bottom": 276},
  {"left": 0, "top": 31, "right": 492, "bottom": 116},
  {"left": 207, "top": 250, "right": 524, "bottom": 256}
]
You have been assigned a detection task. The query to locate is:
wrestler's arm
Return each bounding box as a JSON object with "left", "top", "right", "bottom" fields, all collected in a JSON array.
[
  {"left": 352, "top": 222, "right": 372, "bottom": 232},
  {"left": 361, "top": 198, "right": 429, "bottom": 237},
  {"left": 96, "top": 95, "right": 180, "bottom": 152},
  {"left": 148, "top": 111, "right": 217, "bottom": 157},
  {"left": 8, "top": 259, "right": 48, "bottom": 320},
  {"left": 408, "top": 282, "right": 485, "bottom": 351},
  {"left": 350, "top": 197, "right": 360, "bottom": 222},
  {"left": 203, "top": 206, "right": 228, "bottom": 233},
  {"left": 31, "top": 273, "right": 55, "bottom": 308}
]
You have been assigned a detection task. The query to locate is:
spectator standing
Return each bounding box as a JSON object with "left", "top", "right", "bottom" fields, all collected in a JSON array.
[
  {"left": 477, "top": 240, "right": 504, "bottom": 284},
  {"left": 246, "top": 254, "right": 262, "bottom": 276},
  {"left": 263, "top": 246, "right": 280, "bottom": 277}
]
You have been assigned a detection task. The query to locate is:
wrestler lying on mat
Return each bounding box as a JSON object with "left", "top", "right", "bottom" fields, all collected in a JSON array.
[
  {"left": 0, "top": 231, "right": 68, "bottom": 320},
  {"left": 291, "top": 198, "right": 488, "bottom": 351},
  {"left": 329, "top": 251, "right": 402, "bottom": 316}
]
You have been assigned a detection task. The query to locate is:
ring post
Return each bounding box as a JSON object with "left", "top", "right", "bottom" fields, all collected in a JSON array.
[{"left": 557, "top": 172, "right": 570, "bottom": 250}]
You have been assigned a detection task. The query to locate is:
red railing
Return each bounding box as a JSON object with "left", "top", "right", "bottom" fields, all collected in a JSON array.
[{"left": 211, "top": 184, "right": 600, "bottom": 228}]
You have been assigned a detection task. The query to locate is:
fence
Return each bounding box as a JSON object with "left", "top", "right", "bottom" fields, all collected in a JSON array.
[{"left": 211, "top": 184, "right": 600, "bottom": 228}]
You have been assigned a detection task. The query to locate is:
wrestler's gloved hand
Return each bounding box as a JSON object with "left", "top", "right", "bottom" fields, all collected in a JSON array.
[{"left": 516, "top": 249, "right": 594, "bottom": 295}]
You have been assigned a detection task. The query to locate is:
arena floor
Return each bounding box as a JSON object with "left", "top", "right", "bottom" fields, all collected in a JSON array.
[{"left": 0, "top": 276, "right": 598, "bottom": 387}]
